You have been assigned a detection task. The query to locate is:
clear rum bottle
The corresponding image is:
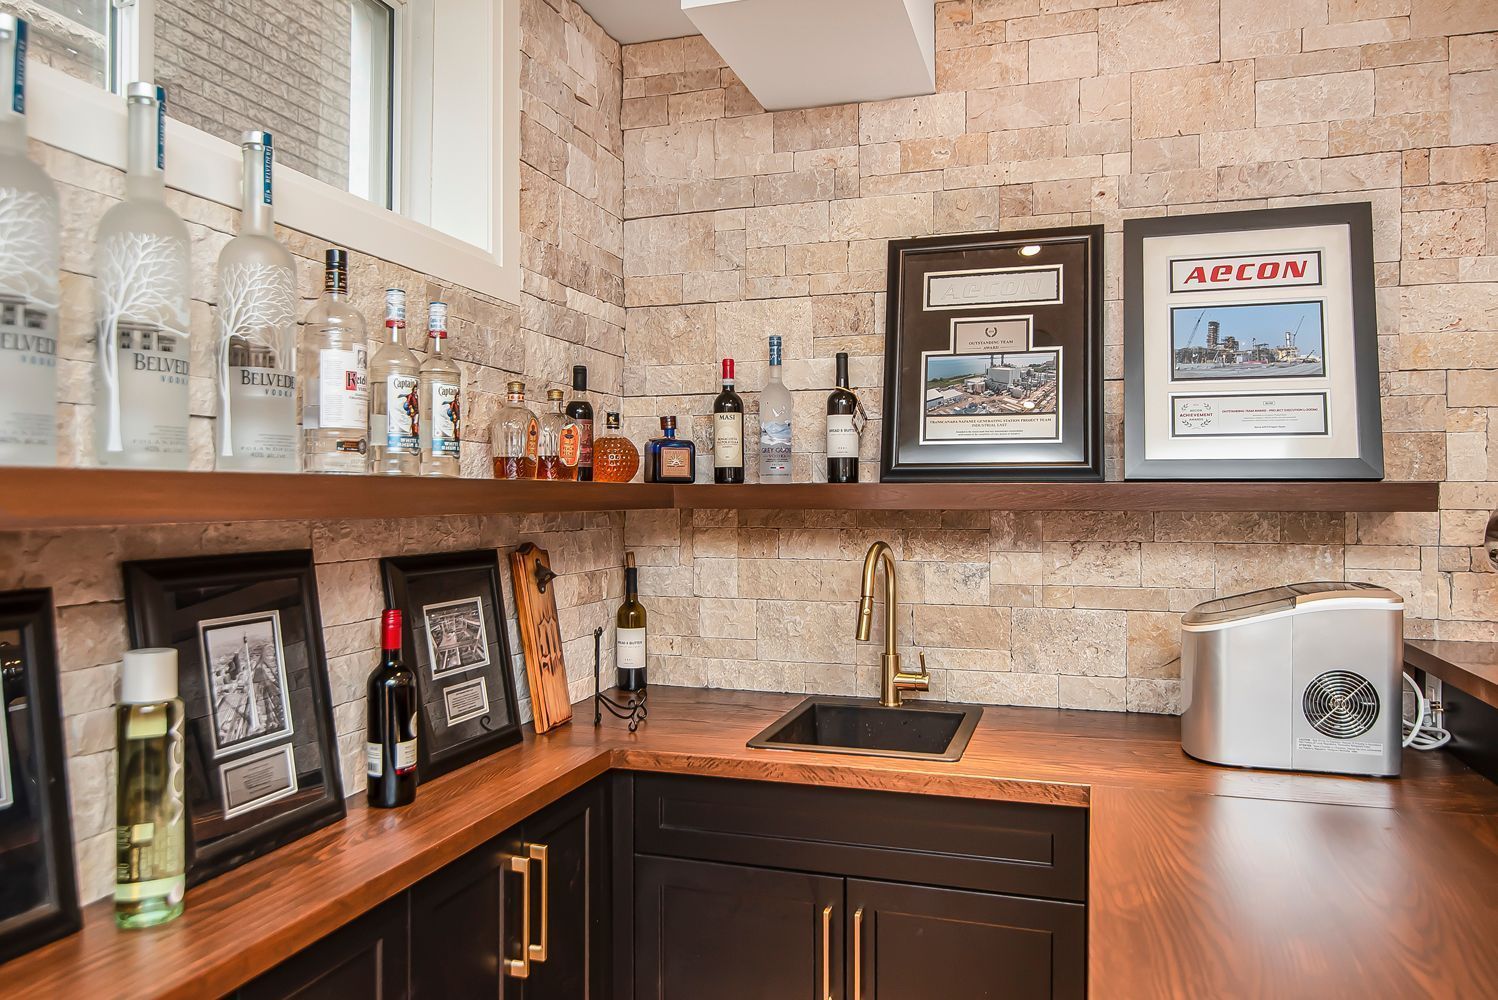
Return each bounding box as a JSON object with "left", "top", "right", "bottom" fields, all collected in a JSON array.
[
  {"left": 0, "top": 15, "right": 61, "bottom": 467},
  {"left": 300, "top": 249, "right": 369, "bottom": 473},
  {"left": 214, "top": 131, "right": 297, "bottom": 471},
  {"left": 93, "top": 84, "right": 192, "bottom": 469},
  {"left": 369, "top": 287, "right": 420, "bottom": 476},
  {"left": 418, "top": 300, "right": 460, "bottom": 477}
]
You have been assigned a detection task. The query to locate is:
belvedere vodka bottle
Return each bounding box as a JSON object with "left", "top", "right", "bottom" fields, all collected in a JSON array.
[
  {"left": 214, "top": 132, "right": 297, "bottom": 471},
  {"left": 0, "top": 16, "right": 60, "bottom": 466},
  {"left": 93, "top": 83, "right": 191, "bottom": 469}
]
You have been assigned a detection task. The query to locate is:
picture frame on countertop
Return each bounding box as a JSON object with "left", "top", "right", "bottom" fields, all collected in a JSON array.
[
  {"left": 380, "top": 549, "right": 522, "bottom": 781},
  {"left": 123, "top": 550, "right": 345, "bottom": 888},
  {"left": 0, "top": 589, "right": 80, "bottom": 965},
  {"left": 1123, "top": 202, "right": 1383, "bottom": 480},
  {"left": 881, "top": 226, "right": 1105, "bottom": 482}
]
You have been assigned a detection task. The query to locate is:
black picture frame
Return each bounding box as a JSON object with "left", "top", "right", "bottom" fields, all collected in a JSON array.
[
  {"left": 380, "top": 549, "right": 522, "bottom": 781},
  {"left": 0, "top": 589, "right": 80, "bottom": 964},
  {"left": 881, "top": 226, "right": 1105, "bottom": 482},
  {"left": 122, "top": 550, "right": 345, "bottom": 887},
  {"left": 1123, "top": 202, "right": 1383, "bottom": 480}
]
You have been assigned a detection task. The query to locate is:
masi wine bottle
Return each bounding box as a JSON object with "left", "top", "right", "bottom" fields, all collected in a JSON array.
[
  {"left": 827, "top": 351, "right": 859, "bottom": 483},
  {"left": 616, "top": 553, "right": 647, "bottom": 691},
  {"left": 367, "top": 609, "right": 418, "bottom": 807},
  {"left": 712, "top": 357, "right": 744, "bottom": 483}
]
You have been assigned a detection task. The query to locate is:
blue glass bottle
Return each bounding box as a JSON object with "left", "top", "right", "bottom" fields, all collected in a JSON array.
[{"left": 644, "top": 415, "right": 695, "bottom": 483}]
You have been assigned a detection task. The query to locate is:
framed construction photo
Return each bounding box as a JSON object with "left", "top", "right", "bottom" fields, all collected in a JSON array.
[
  {"left": 882, "top": 226, "right": 1104, "bottom": 481},
  {"left": 123, "top": 550, "right": 344, "bottom": 887},
  {"left": 381, "top": 549, "right": 522, "bottom": 782},
  {"left": 1123, "top": 203, "right": 1383, "bottom": 480}
]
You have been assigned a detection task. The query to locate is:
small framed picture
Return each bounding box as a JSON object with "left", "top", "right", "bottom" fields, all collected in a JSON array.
[
  {"left": 381, "top": 549, "right": 522, "bottom": 781},
  {"left": 1123, "top": 203, "right": 1383, "bottom": 480},
  {"left": 123, "top": 550, "right": 344, "bottom": 887},
  {"left": 0, "top": 590, "right": 80, "bottom": 965}
]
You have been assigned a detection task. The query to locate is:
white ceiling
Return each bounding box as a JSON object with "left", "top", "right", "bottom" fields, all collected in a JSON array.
[{"left": 574, "top": 0, "right": 697, "bottom": 44}]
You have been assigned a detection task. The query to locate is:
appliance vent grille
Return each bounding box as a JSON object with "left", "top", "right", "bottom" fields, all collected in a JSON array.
[{"left": 1302, "top": 670, "right": 1380, "bottom": 739}]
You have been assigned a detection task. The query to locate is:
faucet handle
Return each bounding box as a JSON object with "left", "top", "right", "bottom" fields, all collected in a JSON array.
[{"left": 917, "top": 651, "right": 928, "bottom": 676}]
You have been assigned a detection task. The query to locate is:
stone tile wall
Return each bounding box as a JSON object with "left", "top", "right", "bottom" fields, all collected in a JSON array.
[{"left": 618, "top": 6, "right": 1498, "bottom": 703}]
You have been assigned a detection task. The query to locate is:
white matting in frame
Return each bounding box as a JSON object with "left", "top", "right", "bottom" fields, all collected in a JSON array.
[
  {"left": 199, "top": 609, "right": 295, "bottom": 760},
  {"left": 219, "top": 742, "right": 298, "bottom": 820},
  {"left": 442, "top": 675, "right": 491, "bottom": 727},
  {"left": 422, "top": 595, "right": 492, "bottom": 679}
]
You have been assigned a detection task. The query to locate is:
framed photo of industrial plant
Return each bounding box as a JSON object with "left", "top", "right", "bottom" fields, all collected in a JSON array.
[
  {"left": 380, "top": 549, "right": 521, "bottom": 782},
  {"left": 122, "top": 550, "right": 345, "bottom": 887},
  {"left": 1123, "top": 203, "right": 1383, "bottom": 480},
  {"left": 0, "top": 589, "right": 80, "bottom": 965},
  {"left": 881, "top": 226, "right": 1104, "bottom": 481}
]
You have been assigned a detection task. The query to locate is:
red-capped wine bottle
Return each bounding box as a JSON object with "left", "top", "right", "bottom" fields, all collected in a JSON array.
[
  {"left": 367, "top": 608, "right": 418, "bottom": 807},
  {"left": 712, "top": 357, "right": 744, "bottom": 484}
]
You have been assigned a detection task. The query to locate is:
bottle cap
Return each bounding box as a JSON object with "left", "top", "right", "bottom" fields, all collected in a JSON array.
[
  {"left": 572, "top": 365, "right": 588, "bottom": 391},
  {"left": 381, "top": 609, "right": 402, "bottom": 652},
  {"left": 120, "top": 647, "right": 178, "bottom": 704},
  {"left": 126, "top": 81, "right": 158, "bottom": 102},
  {"left": 660, "top": 415, "right": 677, "bottom": 430},
  {"left": 384, "top": 288, "right": 406, "bottom": 326},
  {"left": 240, "top": 130, "right": 272, "bottom": 148},
  {"left": 0, "top": 14, "right": 17, "bottom": 34},
  {"left": 547, "top": 388, "right": 565, "bottom": 401},
  {"left": 428, "top": 301, "right": 448, "bottom": 338},
  {"left": 507, "top": 380, "right": 526, "bottom": 397},
  {"left": 722, "top": 358, "right": 735, "bottom": 382},
  {"left": 606, "top": 411, "right": 621, "bottom": 429},
  {"left": 325, "top": 247, "right": 347, "bottom": 270}
]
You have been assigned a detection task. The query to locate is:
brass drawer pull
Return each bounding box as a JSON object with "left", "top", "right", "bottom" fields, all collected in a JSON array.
[
  {"left": 528, "top": 843, "right": 550, "bottom": 963},
  {"left": 852, "top": 906, "right": 864, "bottom": 1000},
  {"left": 503, "top": 853, "right": 532, "bottom": 979},
  {"left": 821, "top": 904, "right": 833, "bottom": 1000}
]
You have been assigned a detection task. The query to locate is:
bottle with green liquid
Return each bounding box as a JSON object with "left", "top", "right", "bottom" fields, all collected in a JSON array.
[{"left": 115, "top": 647, "right": 187, "bottom": 928}]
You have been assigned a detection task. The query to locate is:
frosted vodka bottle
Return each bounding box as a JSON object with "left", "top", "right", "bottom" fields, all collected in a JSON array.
[
  {"left": 0, "top": 16, "right": 61, "bottom": 466},
  {"left": 93, "top": 83, "right": 192, "bottom": 469},
  {"left": 214, "top": 132, "right": 297, "bottom": 471}
]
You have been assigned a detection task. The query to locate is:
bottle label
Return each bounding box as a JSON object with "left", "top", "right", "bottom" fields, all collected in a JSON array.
[
  {"left": 617, "top": 626, "right": 646, "bottom": 671},
  {"left": 107, "top": 329, "right": 191, "bottom": 459},
  {"left": 366, "top": 742, "right": 381, "bottom": 778},
  {"left": 395, "top": 737, "right": 418, "bottom": 775},
  {"left": 317, "top": 347, "right": 368, "bottom": 429},
  {"left": 827, "top": 414, "right": 859, "bottom": 459},
  {"left": 11, "top": 20, "right": 26, "bottom": 115},
  {"left": 226, "top": 367, "right": 296, "bottom": 464},
  {"left": 430, "top": 380, "right": 460, "bottom": 457},
  {"left": 383, "top": 374, "right": 420, "bottom": 453},
  {"left": 526, "top": 417, "right": 539, "bottom": 461},
  {"left": 713, "top": 412, "right": 743, "bottom": 467},
  {"left": 560, "top": 422, "right": 581, "bottom": 467},
  {"left": 660, "top": 445, "right": 691, "bottom": 478},
  {"left": 0, "top": 299, "right": 57, "bottom": 459},
  {"left": 576, "top": 417, "right": 593, "bottom": 466},
  {"left": 760, "top": 419, "right": 791, "bottom": 476}
]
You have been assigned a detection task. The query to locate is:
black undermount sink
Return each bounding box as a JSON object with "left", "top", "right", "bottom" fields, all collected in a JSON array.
[{"left": 746, "top": 696, "right": 983, "bottom": 762}]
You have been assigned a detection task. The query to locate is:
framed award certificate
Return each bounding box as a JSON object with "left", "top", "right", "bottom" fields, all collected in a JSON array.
[
  {"left": 881, "top": 226, "right": 1104, "bottom": 482},
  {"left": 1123, "top": 203, "right": 1383, "bottom": 480}
]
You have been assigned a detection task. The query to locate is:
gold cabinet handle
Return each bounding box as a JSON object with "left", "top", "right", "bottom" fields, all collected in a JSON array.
[
  {"left": 528, "top": 843, "right": 550, "bottom": 963},
  {"left": 821, "top": 904, "right": 833, "bottom": 1000},
  {"left": 503, "top": 853, "right": 532, "bottom": 979},
  {"left": 852, "top": 906, "right": 864, "bottom": 1000}
]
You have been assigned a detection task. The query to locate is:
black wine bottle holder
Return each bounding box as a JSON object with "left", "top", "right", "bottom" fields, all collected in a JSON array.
[{"left": 593, "top": 626, "right": 647, "bottom": 732}]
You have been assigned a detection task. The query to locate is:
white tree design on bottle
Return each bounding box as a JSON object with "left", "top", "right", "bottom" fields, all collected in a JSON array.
[
  {"left": 0, "top": 187, "right": 60, "bottom": 310},
  {"left": 96, "top": 231, "right": 190, "bottom": 453},
  {"left": 216, "top": 261, "right": 294, "bottom": 454}
]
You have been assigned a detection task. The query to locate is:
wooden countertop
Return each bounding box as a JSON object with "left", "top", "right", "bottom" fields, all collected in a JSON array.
[
  {"left": 7, "top": 686, "right": 1498, "bottom": 999},
  {"left": 1406, "top": 638, "right": 1498, "bottom": 709}
]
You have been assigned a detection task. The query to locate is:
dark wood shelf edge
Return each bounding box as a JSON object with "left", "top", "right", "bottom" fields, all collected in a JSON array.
[{"left": 1405, "top": 639, "right": 1498, "bottom": 710}]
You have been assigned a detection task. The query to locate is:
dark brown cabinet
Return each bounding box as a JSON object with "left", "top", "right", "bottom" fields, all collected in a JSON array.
[
  {"left": 236, "top": 895, "right": 409, "bottom": 1000},
  {"left": 408, "top": 823, "right": 525, "bottom": 999},
  {"left": 634, "top": 855, "right": 843, "bottom": 1000}
]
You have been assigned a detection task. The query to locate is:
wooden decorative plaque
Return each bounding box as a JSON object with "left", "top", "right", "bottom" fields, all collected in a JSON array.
[{"left": 509, "top": 542, "right": 572, "bottom": 733}]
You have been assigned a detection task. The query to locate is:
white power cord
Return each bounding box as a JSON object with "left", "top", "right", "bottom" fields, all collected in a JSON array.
[{"left": 1402, "top": 671, "right": 1451, "bottom": 750}]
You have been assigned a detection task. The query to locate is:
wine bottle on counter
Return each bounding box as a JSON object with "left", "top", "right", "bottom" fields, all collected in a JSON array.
[
  {"left": 367, "top": 609, "right": 418, "bottom": 808},
  {"left": 115, "top": 648, "right": 186, "bottom": 929},
  {"left": 616, "top": 552, "right": 647, "bottom": 692},
  {"left": 712, "top": 357, "right": 744, "bottom": 484},
  {"left": 827, "top": 351, "right": 859, "bottom": 483}
]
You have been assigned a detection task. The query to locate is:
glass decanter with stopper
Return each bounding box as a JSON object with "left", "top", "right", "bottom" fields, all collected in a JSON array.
[
  {"left": 593, "top": 412, "right": 640, "bottom": 483},
  {"left": 491, "top": 380, "right": 537, "bottom": 479},
  {"left": 536, "top": 387, "right": 577, "bottom": 480}
]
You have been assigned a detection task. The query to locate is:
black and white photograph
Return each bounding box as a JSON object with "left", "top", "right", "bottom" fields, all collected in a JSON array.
[
  {"left": 422, "top": 596, "right": 491, "bottom": 678},
  {"left": 219, "top": 743, "right": 298, "bottom": 820},
  {"left": 199, "top": 610, "right": 293, "bottom": 758},
  {"left": 1170, "top": 302, "right": 1325, "bottom": 381}
]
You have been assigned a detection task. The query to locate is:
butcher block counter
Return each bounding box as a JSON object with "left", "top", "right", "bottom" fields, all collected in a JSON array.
[{"left": 6, "top": 686, "right": 1498, "bottom": 999}]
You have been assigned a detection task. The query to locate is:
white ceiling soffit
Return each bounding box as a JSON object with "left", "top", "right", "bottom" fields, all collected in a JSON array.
[
  {"left": 682, "top": 0, "right": 936, "bottom": 111},
  {"left": 574, "top": 0, "right": 697, "bottom": 45}
]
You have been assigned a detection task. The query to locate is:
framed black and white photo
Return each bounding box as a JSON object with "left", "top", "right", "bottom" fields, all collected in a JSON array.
[
  {"left": 882, "top": 226, "right": 1104, "bottom": 481},
  {"left": 123, "top": 550, "right": 344, "bottom": 887},
  {"left": 1124, "top": 203, "right": 1383, "bottom": 480},
  {"left": 0, "top": 590, "right": 80, "bottom": 965},
  {"left": 381, "top": 549, "right": 522, "bottom": 781}
]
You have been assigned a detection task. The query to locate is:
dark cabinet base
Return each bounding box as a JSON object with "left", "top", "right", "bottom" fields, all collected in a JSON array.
[{"left": 236, "top": 895, "right": 409, "bottom": 1000}]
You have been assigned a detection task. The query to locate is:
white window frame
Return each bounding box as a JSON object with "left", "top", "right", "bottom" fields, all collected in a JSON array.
[{"left": 27, "top": 0, "right": 520, "bottom": 303}]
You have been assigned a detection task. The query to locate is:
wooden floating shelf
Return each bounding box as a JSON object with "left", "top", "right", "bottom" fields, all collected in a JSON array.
[{"left": 0, "top": 468, "right": 1439, "bottom": 530}]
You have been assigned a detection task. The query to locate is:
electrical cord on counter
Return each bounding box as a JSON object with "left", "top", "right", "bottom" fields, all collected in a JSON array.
[{"left": 1402, "top": 671, "right": 1451, "bottom": 750}]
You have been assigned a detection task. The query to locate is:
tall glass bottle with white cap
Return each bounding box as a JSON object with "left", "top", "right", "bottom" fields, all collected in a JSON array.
[
  {"left": 369, "top": 287, "right": 420, "bottom": 476},
  {"left": 0, "top": 15, "right": 60, "bottom": 466},
  {"left": 300, "top": 248, "right": 368, "bottom": 473},
  {"left": 418, "top": 300, "right": 460, "bottom": 477},
  {"left": 115, "top": 647, "right": 187, "bottom": 929},
  {"left": 759, "top": 334, "right": 792, "bottom": 483},
  {"left": 214, "top": 131, "right": 297, "bottom": 471},
  {"left": 93, "top": 83, "right": 192, "bottom": 469}
]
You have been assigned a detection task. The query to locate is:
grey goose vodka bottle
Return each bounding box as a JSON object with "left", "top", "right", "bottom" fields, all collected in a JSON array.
[
  {"left": 214, "top": 132, "right": 298, "bottom": 471},
  {"left": 93, "top": 83, "right": 192, "bottom": 469},
  {"left": 0, "top": 15, "right": 60, "bottom": 466}
]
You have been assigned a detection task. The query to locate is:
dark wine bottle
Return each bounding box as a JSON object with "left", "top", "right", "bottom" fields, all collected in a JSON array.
[
  {"left": 366, "top": 609, "right": 419, "bottom": 807},
  {"left": 827, "top": 352, "right": 859, "bottom": 483},
  {"left": 566, "top": 364, "right": 594, "bottom": 482},
  {"left": 616, "top": 553, "right": 648, "bottom": 691},
  {"left": 712, "top": 357, "right": 744, "bottom": 484}
]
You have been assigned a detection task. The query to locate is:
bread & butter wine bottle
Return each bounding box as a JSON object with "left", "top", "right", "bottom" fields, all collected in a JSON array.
[
  {"left": 827, "top": 352, "right": 859, "bottom": 483},
  {"left": 367, "top": 609, "right": 418, "bottom": 807},
  {"left": 616, "top": 553, "right": 647, "bottom": 692}
]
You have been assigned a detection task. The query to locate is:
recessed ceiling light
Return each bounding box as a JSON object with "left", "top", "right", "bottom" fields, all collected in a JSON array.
[{"left": 1019, "top": 244, "right": 1042, "bottom": 257}]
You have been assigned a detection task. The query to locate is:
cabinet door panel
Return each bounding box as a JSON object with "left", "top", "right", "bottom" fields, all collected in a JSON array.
[
  {"left": 237, "top": 895, "right": 408, "bottom": 1000},
  {"left": 520, "top": 780, "right": 609, "bottom": 1000},
  {"left": 635, "top": 855, "right": 843, "bottom": 1000},
  {"left": 847, "top": 879, "right": 1084, "bottom": 1000},
  {"left": 409, "top": 828, "right": 526, "bottom": 1000}
]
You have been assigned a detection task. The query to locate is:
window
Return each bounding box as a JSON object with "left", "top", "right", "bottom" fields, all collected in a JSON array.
[{"left": 1, "top": 0, "right": 519, "bottom": 302}]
